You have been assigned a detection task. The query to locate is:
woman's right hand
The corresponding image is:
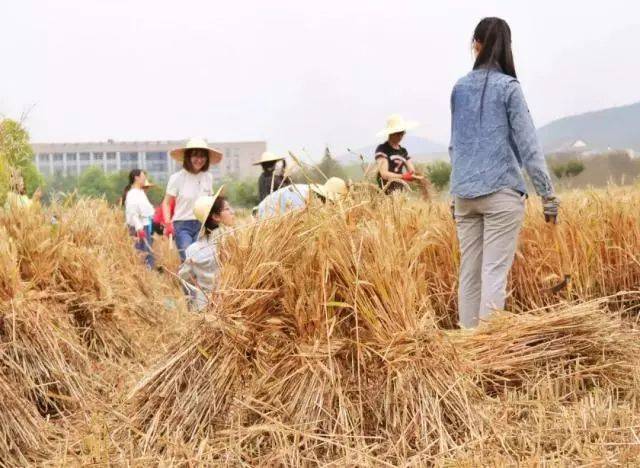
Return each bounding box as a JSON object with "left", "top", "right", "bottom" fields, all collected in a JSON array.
[
  {"left": 542, "top": 196, "right": 560, "bottom": 223},
  {"left": 402, "top": 171, "right": 416, "bottom": 182}
]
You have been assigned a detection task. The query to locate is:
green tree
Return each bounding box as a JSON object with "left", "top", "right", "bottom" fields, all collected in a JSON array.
[
  {"left": 222, "top": 177, "right": 260, "bottom": 208},
  {"left": 0, "top": 119, "right": 44, "bottom": 204},
  {"left": 565, "top": 160, "right": 585, "bottom": 178},
  {"left": 77, "top": 166, "right": 111, "bottom": 199},
  {"left": 316, "top": 147, "right": 347, "bottom": 181},
  {"left": 551, "top": 163, "right": 566, "bottom": 179},
  {"left": 42, "top": 174, "right": 79, "bottom": 203},
  {"left": 425, "top": 160, "right": 452, "bottom": 191},
  {"left": 105, "top": 170, "right": 131, "bottom": 205}
]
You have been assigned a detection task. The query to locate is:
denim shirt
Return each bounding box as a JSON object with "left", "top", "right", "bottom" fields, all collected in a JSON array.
[{"left": 449, "top": 69, "right": 554, "bottom": 199}]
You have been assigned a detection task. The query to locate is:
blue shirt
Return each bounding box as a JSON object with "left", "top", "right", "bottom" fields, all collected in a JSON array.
[
  {"left": 449, "top": 69, "right": 554, "bottom": 199},
  {"left": 257, "top": 184, "right": 310, "bottom": 219}
]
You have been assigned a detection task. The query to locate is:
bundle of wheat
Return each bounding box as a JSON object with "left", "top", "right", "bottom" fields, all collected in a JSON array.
[
  {"left": 0, "top": 294, "right": 90, "bottom": 416},
  {"left": 0, "top": 199, "right": 180, "bottom": 360},
  {"left": 454, "top": 299, "right": 640, "bottom": 397}
]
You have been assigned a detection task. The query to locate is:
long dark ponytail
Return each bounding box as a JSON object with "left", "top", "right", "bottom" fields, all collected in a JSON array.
[
  {"left": 122, "top": 169, "right": 143, "bottom": 207},
  {"left": 473, "top": 17, "right": 516, "bottom": 78},
  {"left": 472, "top": 17, "right": 517, "bottom": 120}
]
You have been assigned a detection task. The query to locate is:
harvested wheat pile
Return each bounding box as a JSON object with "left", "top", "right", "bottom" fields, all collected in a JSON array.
[
  {"left": 0, "top": 198, "right": 186, "bottom": 464},
  {"left": 128, "top": 196, "right": 482, "bottom": 461}
]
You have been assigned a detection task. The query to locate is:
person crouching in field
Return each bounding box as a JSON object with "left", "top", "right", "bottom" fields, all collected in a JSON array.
[
  {"left": 254, "top": 152, "right": 290, "bottom": 202},
  {"left": 375, "top": 114, "right": 421, "bottom": 194},
  {"left": 178, "top": 187, "right": 235, "bottom": 312},
  {"left": 255, "top": 177, "right": 348, "bottom": 219},
  {"left": 449, "top": 17, "right": 559, "bottom": 329},
  {"left": 124, "top": 169, "right": 155, "bottom": 269},
  {"left": 162, "top": 138, "right": 223, "bottom": 261}
]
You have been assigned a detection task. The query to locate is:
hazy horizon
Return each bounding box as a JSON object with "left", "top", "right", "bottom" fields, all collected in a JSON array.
[{"left": 2, "top": 0, "right": 638, "bottom": 158}]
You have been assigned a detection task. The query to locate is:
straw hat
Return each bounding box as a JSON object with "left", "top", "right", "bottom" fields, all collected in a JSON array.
[
  {"left": 193, "top": 186, "right": 225, "bottom": 225},
  {"left": 309, "top": 177, "right": 348, "bottom": 202},
  {"left": 169, "top": 138, "right": 223, "bottom": 164},
  {"left": 252, "top": 151, "right": 285, "bottom": 166},
  {"left": 376, "top": 114, "right": 419, "bottom": 138}
]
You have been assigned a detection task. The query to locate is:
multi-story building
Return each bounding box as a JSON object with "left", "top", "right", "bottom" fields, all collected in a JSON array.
[{"left": 32, "top": 139, "right": 266, "bottom": 183}]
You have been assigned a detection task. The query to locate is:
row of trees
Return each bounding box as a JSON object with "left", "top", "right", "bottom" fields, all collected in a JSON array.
[
  {"left": 1, "top": 125, "right": 454, "bottom": 210},
  {"left": 43, "top": 166, "right": 260, "bottom": 209},
  {"left": 43, "top": 167, "right": 165, "bottom": 205}
]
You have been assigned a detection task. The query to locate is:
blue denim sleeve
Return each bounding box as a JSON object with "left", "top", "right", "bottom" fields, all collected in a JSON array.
[
  {"left": 448, "top": 87, "right": 455, "bottom": 195},
  {"left": 506, "top": 80, "right": 554, "bottom": 198}
]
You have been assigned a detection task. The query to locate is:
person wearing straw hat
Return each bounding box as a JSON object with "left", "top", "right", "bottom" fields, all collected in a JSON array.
[
  {"left": 255, "top": 177, "right": 348, "bottom": 219},
  {"left": 178, "top": 187, "right": 235, "bottom": 312},
  {"left": 375, "top": 114, "right": 421, "bottom": 194},
  {"left": 254, "top": 151, "right": 290, "bottom": 202},
  {"left": 123, "top": 169, "right": 155, "bottom": 268},
  {"left": 162, "top": 137, "right": 223, "bottom": 261},
  {"left": 4, "top": 168, "right": 41, "bottom": 209}
]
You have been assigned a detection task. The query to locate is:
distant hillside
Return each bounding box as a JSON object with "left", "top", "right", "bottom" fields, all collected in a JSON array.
[
  {"left": 538, "top": 101, "right": 640, "bottom": 152},
  {"left": 338, "top": 135, "right": 447, "bottom": 165}
]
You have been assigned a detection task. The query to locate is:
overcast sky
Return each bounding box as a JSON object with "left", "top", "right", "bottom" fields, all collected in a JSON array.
[{"left": 1, "top": 0, "right": 638, "bottom": 157}]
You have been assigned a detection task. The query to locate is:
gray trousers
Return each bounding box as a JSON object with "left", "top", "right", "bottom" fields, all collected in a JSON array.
[{"left": 454, "top": 189, "right": 525, "bottom": 328}]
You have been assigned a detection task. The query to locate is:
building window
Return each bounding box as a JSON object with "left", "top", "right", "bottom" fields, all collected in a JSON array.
[
  {"left": 93, "top": 152, "right": 104, "bottom": 162},
  {"left": 38, "top": 153, "right": 49, "bottom": 164},
  {"left": 120, "top": 152, "right": 139, "bottom": 170},
  {"left": 53, "top": 153, "right": 64, "bottom": 162},
  {"left": 67, "top": 153, "right": 77, "bottom": 162},
  {"left": 106, "top": 152, "right": 117, "bottom": 172},
  {"left": 145, "top": 151, "right": 167, "bottom": 172},
  {"left": 78, "top": 152, "right": 93, "bottom": 173}
]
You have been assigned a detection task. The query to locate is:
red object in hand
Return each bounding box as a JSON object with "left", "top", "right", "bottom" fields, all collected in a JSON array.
[
  {"left": 136, "top": 229, "right": 147, "bottom": 240},
  {"left": 164, "top": 222, "right": 174, "bottom": 237},
  {"left": 402, "top": 171, "right": 415, "bottom": 182}
]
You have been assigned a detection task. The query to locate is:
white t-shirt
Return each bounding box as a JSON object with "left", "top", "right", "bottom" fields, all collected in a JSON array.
[
  {"left": 166, "top": 169, "right": 214, "bottom": 221},
  {"left": 257, "top": 184, "right": 310, "bottom": 219},
  {"left": 125, "top": 187, "right": 154, "bottom": 231}
]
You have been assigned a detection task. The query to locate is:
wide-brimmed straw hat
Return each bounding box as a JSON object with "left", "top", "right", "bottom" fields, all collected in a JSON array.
[
  {"left": 193, "top": 186, "right": 225, "bottom": 226},
  {"left": 309, "top": 177, "right": 348, "bottom": 202},
  {"left": 170, "top": 138, "right": 223, "bottom": 164},
  {"left": 252, "top": 151, "right": 285, "bottom": 166},
  {"left": 376, "top": 114, "right": 419, "bottom": 138}
]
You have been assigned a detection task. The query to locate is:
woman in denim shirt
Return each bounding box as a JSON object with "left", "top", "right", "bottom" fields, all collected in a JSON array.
[{"left": 449, "top": 17, "right": 560, "bottom": 328}]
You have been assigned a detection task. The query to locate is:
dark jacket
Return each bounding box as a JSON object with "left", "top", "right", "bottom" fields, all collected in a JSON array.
[{"left": 258, "top": 171, "right": 286, "bottom": 202}]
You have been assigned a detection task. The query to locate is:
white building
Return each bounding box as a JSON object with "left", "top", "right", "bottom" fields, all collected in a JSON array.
[{"left": 32, "top": 139, "right": 266, "bottom": 183}]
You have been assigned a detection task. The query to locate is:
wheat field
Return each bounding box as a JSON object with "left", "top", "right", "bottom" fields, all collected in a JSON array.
[{"left": 1, "top": 185, "right": 640, "bottom": 466}]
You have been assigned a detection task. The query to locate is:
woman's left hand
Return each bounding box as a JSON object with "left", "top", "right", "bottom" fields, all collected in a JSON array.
[{"left": 542, "top": 196, "right": 560, "bottom": 223}]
